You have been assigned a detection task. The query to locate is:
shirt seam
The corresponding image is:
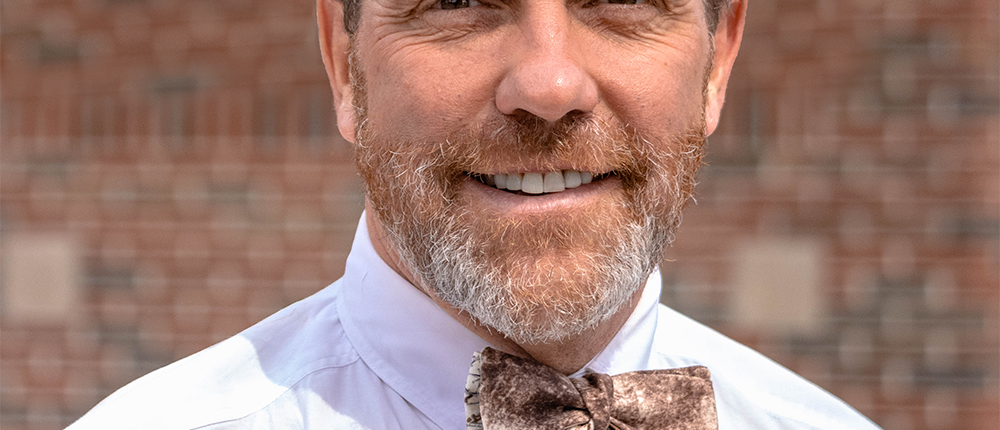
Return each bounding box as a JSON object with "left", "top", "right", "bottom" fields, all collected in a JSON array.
[
  {"left": 650, "top": 351, "right": 858, "bottom": 430},
  {"left": 186, "top": 354, "right": 362, "bottom": 430}
]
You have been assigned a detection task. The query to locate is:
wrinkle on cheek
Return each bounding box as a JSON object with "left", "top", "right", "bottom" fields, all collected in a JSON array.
[
  {"left": 364, "top": 46, "right": 499, "bottom": 134},
  {"left": 372, "top": 26, "right": 473, "bottom": 52},
  {"left": 595, "top": 58, "right": 705, "bottom": 136},
  {"left": 623, "top": 25, "right": 710, "bottom": 65},
  {"left": 366, "top": 9, "right": 508, "bottom": 55},
  {"left": 362, "top": 27, "right": 509, "bottom": 125},
  {"left": 361, "top": 29, "right": 445, "bottom": 87},
  {"left": 365, "top": 26, "right": 501, "bottom": 83},
  {"left": 580, "top": 0, "right": 703, "bottom": 44},
  {"left": 576, "top": 14, "right": 709, "bottom": 78}
]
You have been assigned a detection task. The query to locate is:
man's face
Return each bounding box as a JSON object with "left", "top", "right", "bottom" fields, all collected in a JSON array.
[{"left": 331, "top": 0, "right": 737, "bottom": 343}]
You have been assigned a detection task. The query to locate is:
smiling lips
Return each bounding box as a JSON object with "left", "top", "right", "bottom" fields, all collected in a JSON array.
[{"left": 471, "top": 170, "right": 612, "bottom": 195}]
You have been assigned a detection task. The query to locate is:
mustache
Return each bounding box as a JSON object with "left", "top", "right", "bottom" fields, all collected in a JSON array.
[
  {"left": 487, "top": 109, "right": 598, "bottom": 152},
  {"left": 434, "top": 110, "right": 646, "bottom": 181}
]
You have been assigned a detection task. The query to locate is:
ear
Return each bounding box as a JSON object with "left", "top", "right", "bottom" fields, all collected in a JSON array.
[
  {"left": 318, "top": 0, "right": 357, "bottom": 143},
  {"left": 704, "top": 0, "right": 747, "bottom": 136}
]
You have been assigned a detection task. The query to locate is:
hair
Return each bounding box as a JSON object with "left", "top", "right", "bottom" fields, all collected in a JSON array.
[{"left": 340, "top": 0, "right": 733, "bottom": 35}]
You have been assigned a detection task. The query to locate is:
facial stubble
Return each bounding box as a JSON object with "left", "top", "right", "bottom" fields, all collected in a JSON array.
[{"left": 350, "top": 56, "right": 708, "bottom": 345}]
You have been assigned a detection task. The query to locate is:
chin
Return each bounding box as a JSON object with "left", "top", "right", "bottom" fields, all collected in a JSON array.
[{"left": 393, "top": 203, "right": 665, "bottom": 345}]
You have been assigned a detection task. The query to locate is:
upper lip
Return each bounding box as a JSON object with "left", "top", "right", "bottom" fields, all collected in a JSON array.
[{"left": 464, "top": 167, "right": 614, "bottom": 176}]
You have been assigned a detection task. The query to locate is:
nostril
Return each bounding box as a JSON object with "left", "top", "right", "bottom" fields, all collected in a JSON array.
[
  {"left": 562, "top": 110, "right": 589, "bottom": 125},
  {"left": 495, "top": 55, "right": 599, "bottom": 123}
]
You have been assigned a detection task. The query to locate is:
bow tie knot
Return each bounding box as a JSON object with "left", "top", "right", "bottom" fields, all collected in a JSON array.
[
  {"left": 465, "top": 348, "right": 718, "bottom": 430},
  {"left": 572, "top": 373, "right": 614, "bottom": 430}
]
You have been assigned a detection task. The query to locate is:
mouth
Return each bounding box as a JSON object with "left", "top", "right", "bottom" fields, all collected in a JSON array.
[{"left": 466, "top": 170, "right": 616, "bottom": 195}]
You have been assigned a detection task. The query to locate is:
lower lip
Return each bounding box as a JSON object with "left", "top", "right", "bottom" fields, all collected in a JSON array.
[{"left": 461, "top": 175, "right": 621, "bottom": 215}]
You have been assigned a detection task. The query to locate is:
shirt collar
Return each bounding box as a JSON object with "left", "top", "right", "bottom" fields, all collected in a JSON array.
[
  {"left": 337, "top": 213, "right": 661, "bottom": 428},
  {"left": 572, "top": 269, "right": 662, "bottom": 377}
]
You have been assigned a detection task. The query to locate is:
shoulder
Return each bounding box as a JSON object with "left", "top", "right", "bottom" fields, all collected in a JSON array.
[
  {"left": 650, "top": 304, "right": 880, "bottom": 430},
  {"left": 68, "top": 280, "right": 365, "bottom": 430}
]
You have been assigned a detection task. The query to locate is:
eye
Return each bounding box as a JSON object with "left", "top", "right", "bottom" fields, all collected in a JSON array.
[{"left": 437, "top": 0, "right": 482, "bottom": 10}]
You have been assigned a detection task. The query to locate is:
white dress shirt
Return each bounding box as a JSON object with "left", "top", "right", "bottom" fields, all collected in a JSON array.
[{"left": 69, "top": 215, "right": 880, "bottom": 430}]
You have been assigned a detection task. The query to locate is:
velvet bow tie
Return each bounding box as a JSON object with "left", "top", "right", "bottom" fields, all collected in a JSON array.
[{"left": 465, "top": 348, "right": 718, "bottom": 430}]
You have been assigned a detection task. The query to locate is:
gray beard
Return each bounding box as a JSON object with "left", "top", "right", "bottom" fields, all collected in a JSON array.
[{"left": 383, "top": 170, "right": 670, "bottom": 344}]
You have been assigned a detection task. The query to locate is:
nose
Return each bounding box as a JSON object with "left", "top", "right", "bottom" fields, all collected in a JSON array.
[{"left": 495, "top": 8, "right": 599, "bottom": 123}]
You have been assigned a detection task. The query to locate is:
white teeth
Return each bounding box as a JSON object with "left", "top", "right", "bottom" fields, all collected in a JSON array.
[
  {"left": 543, "top": 171, "right": 565, "bottom": 193},
  {"left": 564, "top": 170, "right": 582, "bottom": 189},
  {"left": 521, "top": 173, "right": 544, "bottom": 194},
  {"left": 479, "top": 170, "right": 599, "bottom": 194},
  {"left": 506, "top": 173, "right": 522, "bottom": 191}
]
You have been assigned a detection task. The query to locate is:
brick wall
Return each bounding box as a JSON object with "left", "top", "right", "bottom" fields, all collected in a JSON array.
[{"left": 1, "top": 0, "right": 997, "bottom": 429}]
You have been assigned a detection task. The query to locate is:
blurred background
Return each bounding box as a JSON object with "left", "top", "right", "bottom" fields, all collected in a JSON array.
[{"left": 0, "top": 0, "right": 997, "bottom": 428}]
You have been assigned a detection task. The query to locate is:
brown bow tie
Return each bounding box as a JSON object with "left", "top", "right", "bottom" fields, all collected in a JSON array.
[{"left": 465, "top": 348, "right": 718, "bottom": 430}]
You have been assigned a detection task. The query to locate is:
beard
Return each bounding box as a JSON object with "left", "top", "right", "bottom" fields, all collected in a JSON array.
[{"left": 350, "top": 65, "right": 706, "bottom": 345}]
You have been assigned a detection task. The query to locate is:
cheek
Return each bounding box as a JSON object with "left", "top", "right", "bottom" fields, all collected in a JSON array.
[
  {"left": 363, "top": 44, "right": 504, "bottom": 138},
  {"left": 596, "top": 56, "right": 707, "bottom": 137},
  {"left": 585, "top": 27, "right": 711, "bottom": 137}
]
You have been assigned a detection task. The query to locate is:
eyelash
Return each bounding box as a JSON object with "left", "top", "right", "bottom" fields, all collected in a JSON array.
[
  {"left": 435, "top": 0, "right": 482, "bottom": 10},
  {"left": 594, "top": 0, "right": 647, "bottom": 4}
]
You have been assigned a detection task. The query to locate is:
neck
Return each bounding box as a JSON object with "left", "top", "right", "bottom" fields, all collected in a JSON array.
[{"left": 365, "top": 208, "right": 644, "bottom": 375}]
